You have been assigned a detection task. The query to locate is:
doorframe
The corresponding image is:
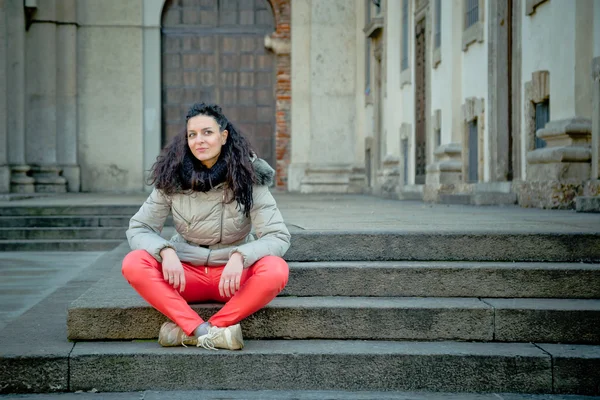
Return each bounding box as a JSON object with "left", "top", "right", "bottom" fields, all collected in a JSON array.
[
  {"left": 142, "top": 0, "right": 291, "bottom": 190},
  {"left": 488, "top": 0, "right": 520, "bottom": 181},
  {"left": 414, "top": 0, "right": 431, "bottom": 186}
]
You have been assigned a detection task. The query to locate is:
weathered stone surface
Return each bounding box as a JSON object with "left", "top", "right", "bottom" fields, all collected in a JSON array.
[
  {"left": 439, "top": 194, "right": 472, "bottom": 205},
  {"left": 68, "top": 281, "right": 494, "bottom": 340},
  {"left": 537, "top": 344, "right": 600, "bottom": 395},
  {"left": 576, "top": 196, "right": 600, "bottom": 213},
  {"left": 0, "top": 215, "right": 131, "bottom": 228},
  {"left": 286, "top": 232, "right": 600, "bottom": 263},
  {"left": 485, "top": 299, "right": 600, "bottom": 344},
  {"left": 0, "top": 227, "right": 126, "bottom": 240},
  {"left": 69, "top": 341, "right": 551, "bottom": 393},
  {"left": 284, "top": 261, "right": 600, "bottom": 299},
  {"left": 472, "top": 192, "right": 517, "bottom": 206},
  {"left": 516, "top": 180, "right": 585, "bottom": 209},
  {"left": 0, "top": 239, "right": 123, "bottom": 252}
]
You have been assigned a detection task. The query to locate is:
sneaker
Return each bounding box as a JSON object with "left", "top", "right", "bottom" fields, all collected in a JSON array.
[
  {"left": 157, "top": 322, "right": 197, "bottom": 347},
  {"left": 197, "top": 323, "right": 244, "bottom": 350}
]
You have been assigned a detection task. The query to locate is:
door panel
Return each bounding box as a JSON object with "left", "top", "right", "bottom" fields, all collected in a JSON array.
[{"left": 161, "top": 0, "right": 276, "bottom": 167}]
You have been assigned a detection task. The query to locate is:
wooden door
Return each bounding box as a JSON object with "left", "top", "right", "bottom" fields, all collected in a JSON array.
[
  {"left": 414, "top": 18, "right": 427, "bottom": 185},
  {"left": 161, "top": 0, "right": 276, "bottom": 167}
]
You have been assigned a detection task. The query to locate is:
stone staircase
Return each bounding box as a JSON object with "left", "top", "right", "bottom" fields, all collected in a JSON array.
[
  {"left": 61, "top": 232, "right": 600, "bottom": 395},
  {"left": 0, "top": 205, "right": 137, "bottom": 251}
]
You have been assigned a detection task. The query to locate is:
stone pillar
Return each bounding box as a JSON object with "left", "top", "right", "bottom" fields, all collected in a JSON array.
[
  {"left": 6, "top": 0, "right": 34, "bottom": 193},
  {"left": 0, "top": 2, "right": 9, "bottom": 193},
  {"left": 56, "top": 0, "right": 80, "bottom": 192},
  {"left": 289, "top": 0, "right": 359, "bottom": 193},
  {"left": 25, "top": 0, "right": 66, "bottom": 192},
  {"left": 592, "top": 57, "right": 600, "bottom": 181}
]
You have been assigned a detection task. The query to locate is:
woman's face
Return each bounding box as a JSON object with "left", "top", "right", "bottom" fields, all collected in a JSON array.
[{"left": 187, "top": 115, "right": 228, "bottom": 168}]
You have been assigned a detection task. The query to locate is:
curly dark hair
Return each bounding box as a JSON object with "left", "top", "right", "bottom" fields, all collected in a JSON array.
[{"left": 149, "top": 103, "right": 256, "bottom": 216}]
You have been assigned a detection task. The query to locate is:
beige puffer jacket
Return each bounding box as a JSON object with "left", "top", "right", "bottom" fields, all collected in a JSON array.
[{"left": 126, "top": 158, "right": 290, "bottom": 268}]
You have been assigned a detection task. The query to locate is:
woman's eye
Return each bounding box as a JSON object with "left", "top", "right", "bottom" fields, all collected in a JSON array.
[
  {"left": 204, "top": 131, "right": 212, "bottom": 135},
  {"left": 188, "top": 132, "right": 196, "bottom": 138}
]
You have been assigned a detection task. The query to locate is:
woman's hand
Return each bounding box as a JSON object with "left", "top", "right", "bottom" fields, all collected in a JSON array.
[
  {"left": 160, "top": 248, "right": 186, "bottom": 293},
  {"left": 219, "top": 252, "right": 244, "bottom": 298}
]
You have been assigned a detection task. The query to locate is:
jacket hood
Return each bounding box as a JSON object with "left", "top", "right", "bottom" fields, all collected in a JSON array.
[{"left": 252, "top": 157, "right": 275, "bottom": 187}]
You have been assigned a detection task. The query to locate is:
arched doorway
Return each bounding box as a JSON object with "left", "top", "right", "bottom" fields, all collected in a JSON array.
[{"left": 161, "top": 0, "right": 277, "bottom": 168}]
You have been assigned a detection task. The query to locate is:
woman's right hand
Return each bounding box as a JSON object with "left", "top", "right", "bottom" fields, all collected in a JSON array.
[{"left": 160, "top": 248, "right": 186, "bottom": 293}]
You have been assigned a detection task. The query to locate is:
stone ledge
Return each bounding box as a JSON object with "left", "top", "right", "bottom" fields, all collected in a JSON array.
[{"left": 527, "top": 146, "right": 591, "bottom": 164}]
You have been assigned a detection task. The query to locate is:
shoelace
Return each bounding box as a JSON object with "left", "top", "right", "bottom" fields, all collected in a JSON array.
[{"left": 197, "top": 332, "right": 218, "bottom": 350}]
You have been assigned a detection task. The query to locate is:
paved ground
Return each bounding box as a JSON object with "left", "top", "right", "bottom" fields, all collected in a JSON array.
[
  {"left": 2, "top": 191, "right": 600, "bottom": 233},
  {"left": 1, "top": 192, "right": 599, "bottom": 398},
  {"left": 0, "top": 252, "right": 104, "bottom": 332}
]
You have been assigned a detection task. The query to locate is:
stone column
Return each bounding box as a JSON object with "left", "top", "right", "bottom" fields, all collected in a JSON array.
[
  {"left": 290, "top": 0, "right": 359, "bottom": 193},
  {"left": 0, "top": 2, "right": 9, "bottom": 193},
  {"left": 56, "top": 0, "right": 80, "bottom": 192},
  {"left": 592, "top": 57, "right": 600, "bottom": 181},
  {"left": 6, "top": 0, "right": 34, "bottom": 193},
  {"left": 26, "top": 0, "right": 66, "bottom": 192}
]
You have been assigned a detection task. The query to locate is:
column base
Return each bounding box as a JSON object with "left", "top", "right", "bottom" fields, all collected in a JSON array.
[
  {"left": 0, "top": 165, "right": 10, "bottom": 193},
  {"left": 10, "top": 165, "right": 35, "bottom": 193},
  {"left": 31, "top": 165, "right": 67, "bottom": 193},
  {"left": 424, "top": 143, "right": 463, "bottom": 202},
  {"left": 60, "top": 164, "right": 81, "bottom": 192},
  {"left": 373, "top": 156, "right": 401, "bottom": 199},
  {"left": 299, "top": 164, "right": 354, "bottom": 194}
]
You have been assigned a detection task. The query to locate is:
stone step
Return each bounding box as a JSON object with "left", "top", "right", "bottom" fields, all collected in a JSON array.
[
  {"left": 0, "top": 205, "right": 141, "bottom": 216},
  {"left": 0, "top": 239, "right": 123, "bottom": 252},
  {"left": 0, "top": 215, "right": 132, "bottom": 228},
  {"left": 17, "top": 391, "right": 600, "bottom": 400},
  {"left": 0, "top": 227, "right": 127, "bottom": 240},
  {"left": 576, "top": 196, "right": 600, "bottom": 213},
  {"left": 66, "top": 340, "right": 598, "bottom": 394},
  {"left": 285, "top": 261, "right": 600, "bottom": 298},
  {"left": 2, "top": 390, "right": 594, "bottom": 400},
  {"left": 439, "top": 194, "right": 473, "bottom": 205},
  {"left": 68, "top": 277, "right": 600, "bottom": 343},
  {"left": 285, "top": 232, "right": 600, "bottom": 262}
]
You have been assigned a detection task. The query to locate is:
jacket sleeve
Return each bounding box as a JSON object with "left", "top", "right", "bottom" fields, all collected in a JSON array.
[
  {"left": 126, "top": 188, "right": 175, "bottom": 262},
  {"left": 229, "top": 185, "right": 291, "bottom": 268}
]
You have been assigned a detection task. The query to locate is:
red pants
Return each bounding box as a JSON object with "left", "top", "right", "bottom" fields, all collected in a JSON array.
[{"left": 122, "top": 249, "right": 289, "bottom": 336}]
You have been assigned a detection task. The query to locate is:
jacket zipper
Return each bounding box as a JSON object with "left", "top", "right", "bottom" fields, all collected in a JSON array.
[{"left": 219, "top": 189, "right": 225, "bottom": 243}]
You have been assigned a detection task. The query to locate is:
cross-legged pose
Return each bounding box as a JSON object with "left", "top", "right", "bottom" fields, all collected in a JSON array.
[{"left": 122, "top": 102, "right": 290, "bottom": 350}]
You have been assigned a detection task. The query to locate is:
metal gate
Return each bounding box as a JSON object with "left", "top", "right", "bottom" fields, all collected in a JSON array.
[{"left": 414, "top": 18, "right": 427, "bottom": 184}]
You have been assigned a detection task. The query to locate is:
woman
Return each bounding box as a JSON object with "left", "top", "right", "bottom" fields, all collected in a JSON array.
[{"left": 121, "top": 102, "right": 290, "bottom": 351}]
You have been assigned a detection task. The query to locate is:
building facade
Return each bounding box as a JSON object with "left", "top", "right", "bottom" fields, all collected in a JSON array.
[
  {"left": 338, "top": 0, "right": 600, "bottom": 208},
  {"left": 1, "top": 0, "right": 599, "bottom": 209}
]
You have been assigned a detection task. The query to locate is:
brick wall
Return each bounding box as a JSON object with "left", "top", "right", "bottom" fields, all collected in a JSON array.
[{"left": 268, "top": 0, "right": 291, "bottom": 188}]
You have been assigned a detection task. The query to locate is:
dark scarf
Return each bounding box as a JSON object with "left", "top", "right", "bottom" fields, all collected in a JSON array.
[{"left": 180, "top": 153, "right": 227, "bottom": 192}]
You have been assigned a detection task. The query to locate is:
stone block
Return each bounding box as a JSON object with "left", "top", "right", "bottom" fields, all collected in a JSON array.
[
  {"left": 576, "top": 196, "right": 600, "bottom": 212},
  {"left": 439, "top": 194, "right": 472, "bottom": 205},
  {"left": 69, "top": 341, "right": 551, "bottom": 393},
  {"left": 485, "top": 299, "right": 600, "bottom": 344},
  {"left": 285, "top": 261, "right": 600, "bottom": 299},
  {"left": 68, "top": 279, "right": 494, "bottom": 340},
  {"left": 516, "top": 180, "right": 584, "bottom": 209},
  {"left": 285, "top": 231, "right": 600, "bottom": 263},
  {"left": 537, "top": 344, "right": 600, "bottom": 395},
  {"left": 527, "top": 162, "right": 590, "bottom": 181},
  {"left": 472, "top": 192, "right": 517, "bottom": 206},
  {"left": 77, "top": 0, "right": 142, "bottom": 26}
]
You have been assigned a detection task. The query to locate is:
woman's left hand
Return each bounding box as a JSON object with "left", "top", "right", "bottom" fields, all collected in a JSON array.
[{"left": 219, "top": 252, "right": 244, "bottom": 298}]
